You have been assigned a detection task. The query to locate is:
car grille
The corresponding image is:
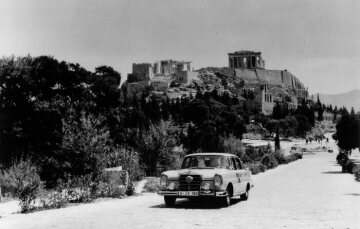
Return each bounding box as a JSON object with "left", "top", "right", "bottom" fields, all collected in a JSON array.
[{"left": 178, "top": 175, "right": 202, "bottom": 191}]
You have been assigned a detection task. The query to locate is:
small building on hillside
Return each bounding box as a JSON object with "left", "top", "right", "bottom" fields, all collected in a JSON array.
[
  {"left": 228, "top": 50, "right": 265, "bottom": 69},
  {"left": 156, "top": 60, "right": 192, "bottom": 76},
  {"left": 259, "top": 84, "right": 274, "bottom": 115},
  {"left": 128, "top": 63, "right": 154, "bottom": 82},
  {"left": 176, "top": 71, "right": 199, "bottom": 85}
]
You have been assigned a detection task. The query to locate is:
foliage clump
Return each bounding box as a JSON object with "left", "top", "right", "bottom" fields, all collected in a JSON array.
[{"left": 2, "top": 160, "right": 41, "bottom": 213}]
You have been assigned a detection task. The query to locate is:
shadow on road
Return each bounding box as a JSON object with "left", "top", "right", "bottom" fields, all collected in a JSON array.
[
  {"left": 322, "top": 171, "right": 343, "bottom": 174},
  {"left": 150, "top": 198, "right": 242, "bottom": 209},
  {"left": 345, "top": 193, "right": 360, "bottom": 197}
]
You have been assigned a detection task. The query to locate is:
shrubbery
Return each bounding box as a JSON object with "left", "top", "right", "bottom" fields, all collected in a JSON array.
[
  {"left": 261, "top": 154, "right": 278, "bottom": 169},
  {"left": 336, "top": 152, "right": 348, "bottom": 166},
  {"left": 246, "top": 151, "right": 302, "bottom": 175},
  {"left": 142, "top": 177, "right": 160, "bottom": 193},
  {"left": 285, "top": 153, "right": 302, "bottom": 163},
  {"left": 273, "top": 149, "right": 287, "bottom": 164},
  {"left": 246, "top": 163, "right": 266, "bottom": 175},
  {"left": 223, "top": 136, "right": 246, "bottom": 159},
  {"left": 57, "top": 174, "right": 97, "bottom": 203},
  {"left": 354, "top": 165, "right": 360, "bottom": 182},
  {"left": 336, "top": 152, "right": 358, "bottom": 174},
  {"left": 1, "top": 160, "right": 41, "bottom": 213}
]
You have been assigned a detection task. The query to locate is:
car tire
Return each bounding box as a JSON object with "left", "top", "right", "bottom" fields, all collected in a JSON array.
[
  {"left": 221, "top": 187, "right": 231, "bottom": 207},
  {"left": 240, "top": 186, "right": 250, "bottom": 201},
  {"left": 164, "top": 196, "right": 176, "bottom": 207}
]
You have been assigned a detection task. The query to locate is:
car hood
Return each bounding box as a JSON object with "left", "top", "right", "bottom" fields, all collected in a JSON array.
[{"left": 162, "top": 168, "right": 227, "bottom": 180}]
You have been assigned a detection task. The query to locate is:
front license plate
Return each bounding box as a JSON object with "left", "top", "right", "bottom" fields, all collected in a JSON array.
[{"left": 178, "top": 191, "right": 199, "bottom": 196}]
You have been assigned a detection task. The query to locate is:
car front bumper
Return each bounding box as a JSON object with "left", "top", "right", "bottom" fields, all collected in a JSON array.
[{"left": 158, "top": 190, "right": 228, "bottom": 197}]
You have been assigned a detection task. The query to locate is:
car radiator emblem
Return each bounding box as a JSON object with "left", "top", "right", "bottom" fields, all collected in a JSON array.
[{"left": 186, "top": 175, "right": 193, "bottom": 183}]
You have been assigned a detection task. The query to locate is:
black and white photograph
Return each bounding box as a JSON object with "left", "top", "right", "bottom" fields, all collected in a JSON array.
[{"left": 0, "top": 0, "right": 359, "bottom": 228}]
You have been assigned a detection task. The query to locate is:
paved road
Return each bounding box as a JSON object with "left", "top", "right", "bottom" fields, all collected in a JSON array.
[{"left": 1, "top": 142, "right": 360, "bottom": 229}]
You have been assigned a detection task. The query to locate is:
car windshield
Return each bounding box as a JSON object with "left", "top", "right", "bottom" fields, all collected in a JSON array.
[{"left": 181, "top": 155, "right": 229, "bottom": 169}]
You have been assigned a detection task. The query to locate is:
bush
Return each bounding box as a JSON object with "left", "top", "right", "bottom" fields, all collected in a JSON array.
[
  {"left": 246, "top": 163, "right": 266, "bottom": 175},
  {"left": 223, "top": 136, "right": 246, "bottom": 159},
  {"left": 242, "top": 133, "right": 262, "bottom": 140},
  {"left": 57, "top": 174, "right": 96, "bottom": 203},
  {"left": 247, "top": 164, "right": 261, "bottom": 175},
  {"left": 261, "top": 154, "right": 278, "bottom": 169},
  {"left": 336, "top": 153, "right": 348, "bottom": 165},
  {"left": 294, "top": 153, "right": 303, "bottom": 159},
  {"left": 274, "top": 149, "right": 287, "bottom": 164},
  {"left": 2, "top": 160, "right": 41, "bottom": 213},
  {"left": 97, "top": 181, "right": 126, "bottom": 198},
  {"left": 142, "top": 177, "right": 160, "bottom": 193},
  {"left": 258, "top": 164, "right": 266, "bottom": 172},
  {"left": 341, "top": 160, "right": 357, "bottom": 173},
  {"left": 336, "top": 153, "right": 349, "bottom": 165},
  {"left": 241, "top": 154, "right": 253, "bottom": 164},
  {"left": 354, "top": 165, "right": 360, "bottom": 182},
  {"left": 39, "top": 188, "right": 68, "bottom": 209},
  {"left": 335, "top": 152, "right": 358, "bottom": 174}
]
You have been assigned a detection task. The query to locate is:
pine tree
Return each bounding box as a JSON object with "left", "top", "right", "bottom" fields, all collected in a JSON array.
[
  {"left": 272, "top": 102, "right": 283, "bottom": 120},
  {"left": 275, "top": 125, "right": 280, "bottom": 150},
  {"left": 350, "top": 107, "right": 356, "bottom": 117},
  {"left": 162, "top": 98, "right": 170, "bottom": 121}
]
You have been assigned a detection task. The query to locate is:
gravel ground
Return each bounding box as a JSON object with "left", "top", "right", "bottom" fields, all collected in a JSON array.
[{"left": 1, "top": 138, "right": 359, "bottom": 229}]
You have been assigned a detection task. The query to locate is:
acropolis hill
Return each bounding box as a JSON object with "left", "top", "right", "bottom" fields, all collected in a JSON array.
[{"left": 122, "top": 51, "right": 309, "bottom": 115}]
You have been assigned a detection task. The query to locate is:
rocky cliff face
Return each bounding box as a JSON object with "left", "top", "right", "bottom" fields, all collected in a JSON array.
[{"left": 122, "top": 66, "right": 308, "bottom": 107}]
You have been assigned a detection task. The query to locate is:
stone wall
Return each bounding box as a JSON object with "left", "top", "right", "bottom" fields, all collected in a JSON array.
[
  {"left": 235, "top": 68, "right": 306, "bottom": 92},
  {"left": 235, "top": 69, "right": 258, "bottom": 82},
  {"left": 176, "top": 71, "right": 199, "bottom": 85},
  {"left": 150, "top": 80, "right": 170, "bottom": 92},
  {"left": 131, "top": 63, "right": 154, "bottom": 81}
]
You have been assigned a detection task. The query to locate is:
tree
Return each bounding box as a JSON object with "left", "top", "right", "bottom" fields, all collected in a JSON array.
[
  {"left": 334, "top": 113, "right": 360, "bottom": 152},
  {"left": 275, "top": 126, "right": 280, "bottom": 150},
  {"left": 350, "top": 107, "right": 356, "bottom": 117},
  {"left": 223, "top": 136, "right": 246, "bottom": 159},
  {"left": 272, "top": 102, "right": 283, "bottom": 119},
  {"left": 90, "top": 66, "right": 121, "bottom": 112},
  {"left": 136, "top": 121, "right": 182, "bottom": 174},
  {"left": 42, "top": 111, "right": 111, "bottom": 187}
]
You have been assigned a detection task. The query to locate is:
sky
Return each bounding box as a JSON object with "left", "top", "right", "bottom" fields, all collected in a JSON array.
[{"left": 1, "top": 0, "right": 359, "bottom": 94}]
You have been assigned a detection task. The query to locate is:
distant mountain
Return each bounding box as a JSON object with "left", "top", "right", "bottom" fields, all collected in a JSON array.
[{"left": 313, "top": 89, "right": 360, "bottom": 111}]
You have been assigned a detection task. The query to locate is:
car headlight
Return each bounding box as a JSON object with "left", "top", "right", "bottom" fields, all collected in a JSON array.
[
  {"left": 201, "top": 182, "right": 211, "bottom": 190},
  {"left": 214, "top": 174, "right": 223, "bottom": 186},
  {"left": 160, "top": 174, "right": 169, "bottom": 187}
]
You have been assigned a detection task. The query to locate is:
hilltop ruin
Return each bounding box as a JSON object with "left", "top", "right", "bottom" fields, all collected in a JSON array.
[{"left": 122, "top": 51, "right": 309, "bottom": 115}]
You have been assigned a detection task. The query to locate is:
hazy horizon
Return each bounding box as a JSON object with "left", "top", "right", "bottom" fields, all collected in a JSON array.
[{"left": 1, "top": 0, "right": 359, "bottom": 94}]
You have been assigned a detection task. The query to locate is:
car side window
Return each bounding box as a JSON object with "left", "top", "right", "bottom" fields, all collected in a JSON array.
[
  {"left": 235, "top": 158, "right": 242, "bottom": 170},
  {"left": 222, "top": 157, "right": 230, "bottom": 169},
  {"left": 230, "top": 157, "right": 237, "bottom": 170}
]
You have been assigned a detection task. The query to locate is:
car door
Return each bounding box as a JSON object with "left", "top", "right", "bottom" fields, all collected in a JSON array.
[
  {"left": 230, "top": 157, "right": 241, "bottom": 195},
  {"left": 235, "top": 157, "right": 247, "bottom": 193}
]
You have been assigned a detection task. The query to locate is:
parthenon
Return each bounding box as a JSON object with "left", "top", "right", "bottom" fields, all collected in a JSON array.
[{"left": 228, "top": 50, "right": 265, "bottom": 69}]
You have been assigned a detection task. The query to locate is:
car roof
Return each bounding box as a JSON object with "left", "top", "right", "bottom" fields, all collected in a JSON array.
[{"left": 185, "top": 152, "right": 236, "bottom": 157}]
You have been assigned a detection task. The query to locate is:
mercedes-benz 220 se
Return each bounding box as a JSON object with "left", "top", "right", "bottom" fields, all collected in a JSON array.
[{"left": 158, "top": 153, "right": 254, "bottom": 207}]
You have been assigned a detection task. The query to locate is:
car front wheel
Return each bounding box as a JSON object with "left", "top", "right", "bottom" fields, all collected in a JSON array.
[
  {"left": 240, "top": 187, "right": 249, "bottom": 201},
  {"left": 164, "top": 196, "right": 176, "bottom": 207},
  {"left": 221, "top": 187, "right": 231, "bottom": 207}
]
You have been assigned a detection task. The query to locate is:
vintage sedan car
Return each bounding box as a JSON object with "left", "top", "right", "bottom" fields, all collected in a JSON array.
[
  {"left": 289, "top": 145, "right": 306, "bottom": 154},
  {"left": 158, "top": 153, "right": 254, "bottom": 207}
]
